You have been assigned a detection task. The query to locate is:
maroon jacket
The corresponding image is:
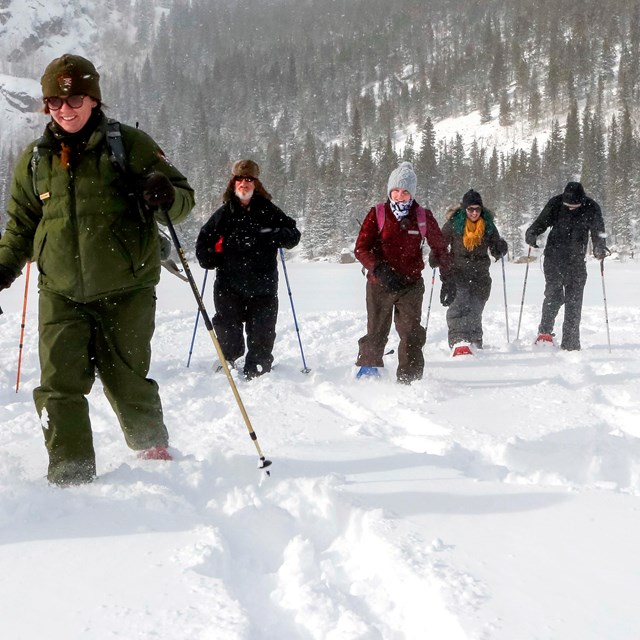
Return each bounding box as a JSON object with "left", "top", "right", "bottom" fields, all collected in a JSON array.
[{"left": 355, "top": 200, "right": 451, "bottom": 284}]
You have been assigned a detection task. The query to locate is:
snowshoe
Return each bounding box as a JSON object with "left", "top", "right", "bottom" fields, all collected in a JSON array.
[
  {"left": 215, "top": 359, "right": 236, "bottom": 373},
  {"left": 137, "top": 446, "right": 173, "bottom": 461},
  {"left": 451, "top": 343, "right": 473, "bottom": 357},
  {"left": 356, "top": 366, "right": 381, "bottom": 379},
  {"left": 534, "top": 333, "right": 555, "bottom": 345}
]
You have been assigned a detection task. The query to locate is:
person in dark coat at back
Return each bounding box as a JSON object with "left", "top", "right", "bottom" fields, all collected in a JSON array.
[
  {"left": 437, "top": 189, "right": 508, "bottom": 354},
  {"left": 196, "top": 160, "right": 300, "bottom": 379},
  {"left": 525, "top": 181, "right": 608, "bottom": 351},
  {"left": 354, "top": 161, "right": 451, "bottom": 384}
]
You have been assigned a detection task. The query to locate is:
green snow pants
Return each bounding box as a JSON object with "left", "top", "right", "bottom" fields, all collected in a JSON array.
[{"left": 34, "top": 287, "right": 169, "bottom": 486}]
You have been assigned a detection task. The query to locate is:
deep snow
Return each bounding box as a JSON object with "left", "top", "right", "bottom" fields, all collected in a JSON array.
[{"left": 1, "top": 254, "right": 640, "bottom": 640}]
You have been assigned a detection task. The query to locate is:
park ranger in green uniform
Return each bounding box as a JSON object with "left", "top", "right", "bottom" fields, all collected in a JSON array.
[{"left": 0, "top": 54, "right": 195, "bottom": 486}]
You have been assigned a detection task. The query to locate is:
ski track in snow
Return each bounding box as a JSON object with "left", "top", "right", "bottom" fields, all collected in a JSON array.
[{"left": 1, "top": 260, "right": 640, "bottom": 639}]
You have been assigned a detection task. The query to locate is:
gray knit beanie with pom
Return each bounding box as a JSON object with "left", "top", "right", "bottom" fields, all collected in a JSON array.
[{"left": 387, "top": 161, "right": 417, "bottom": 199}]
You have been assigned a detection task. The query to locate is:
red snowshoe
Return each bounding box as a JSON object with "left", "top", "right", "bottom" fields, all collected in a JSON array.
[
  {"left": 137, "top": 446, "right": 173, "bottom": 461},
  {"left": 451, "top": 343, "right": 473, "bottom": 357}
]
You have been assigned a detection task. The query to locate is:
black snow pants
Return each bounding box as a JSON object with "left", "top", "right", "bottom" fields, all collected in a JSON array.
[
  {"left": 539, "top": 258, "right": 588, "bottom": 350},
  {"left": 213, "top": 279, "right": 278, "bottom": 375}
]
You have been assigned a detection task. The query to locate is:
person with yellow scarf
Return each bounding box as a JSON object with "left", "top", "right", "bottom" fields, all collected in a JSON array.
[{"left": 435, "top": 189, "right": 508, "bottom": 354}]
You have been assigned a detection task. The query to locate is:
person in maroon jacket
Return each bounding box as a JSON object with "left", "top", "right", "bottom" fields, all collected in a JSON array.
[{"left": 354, "top": 162, "right": 451, "bottom": 384}]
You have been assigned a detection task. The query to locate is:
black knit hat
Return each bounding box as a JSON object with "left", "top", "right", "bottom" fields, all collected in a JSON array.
[
  {"left": 41, "top": 54, "right": 101, "bottom": 100},
  {"left": 562, "top": 181, "right": 586, "bottom": 205},
  {"left": 462, "top": 189, "right": 483, "bottom": 209}
]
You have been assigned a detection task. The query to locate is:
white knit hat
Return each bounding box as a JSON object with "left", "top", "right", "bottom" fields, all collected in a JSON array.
[{"left": 387, "top": 161, "right": 417, "bottom": 199}]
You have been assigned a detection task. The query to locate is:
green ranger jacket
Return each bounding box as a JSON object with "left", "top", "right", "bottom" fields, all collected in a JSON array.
[{"left": 0, "top": 114, "right": 195, "bottom": 303}]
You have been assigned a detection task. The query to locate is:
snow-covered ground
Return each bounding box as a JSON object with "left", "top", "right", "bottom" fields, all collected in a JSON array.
[{"left": 1, "top": 255, "right": 639, "bottom": 639}]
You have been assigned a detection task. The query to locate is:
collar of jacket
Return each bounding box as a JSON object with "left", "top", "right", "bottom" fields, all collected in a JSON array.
[
  {"left": 451, "top": 207, "right": 495, "bottom": 235},
  {"left": 42, "top": 111, "right": 106, "bottom": 156}
]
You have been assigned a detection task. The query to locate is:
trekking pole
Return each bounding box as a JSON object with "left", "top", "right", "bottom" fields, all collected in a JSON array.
[
  {"left": 161, "top": 210, "right": 272, "bottom": 474},
  {"left": 279, "top": 247, "right": 311, "bottom": 373},
  {"left": 501, "top": 256, "right": 510, "bottom": 343},
  {"left": 600, "top": 258, "right": 612, "bottom": 353},
  {"left": 15, "top": 261, "right": 32, "bottom": 393},
  {"left": 516, "top": 247, "right": 532, "bottom": 341},
  {"left": 186, "top": 269, "right": 208, "bottom": 367},
  {"left": 424, "top": 267, "right": 437, "bottom": 339}
]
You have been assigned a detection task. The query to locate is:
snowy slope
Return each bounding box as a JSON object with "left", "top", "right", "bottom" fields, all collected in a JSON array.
[{"left": 1, "top": 257, "right": 640, "bottom": 639}]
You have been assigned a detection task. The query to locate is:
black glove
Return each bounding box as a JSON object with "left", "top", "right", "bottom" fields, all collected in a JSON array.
[
  {"left": 142, "top": 171, "right": 175, "bottom": 209},
  {"left": 0, "top": 264, "right": 16, "bottom": 292},
  {"left": 593, "top": 245, "right": 609, "bottom": 260},
  {"left": 525, "top": 229, "right": 538, "bottom": 248},
  {"left": 440, "top": 277, "right": 457, "bottom": 307},
  {"left": 258, "top": 227, "right": 282, "bottom": 246},
  {"left": 374, "top": 262, "right": 410, "bottom": 293},
  {"left": 159, "top": 233, "right": 172, "bottom": 260},
  {"left": 258, "top": 227, "right": 297, "bottom": 248},
  {"left": 492, "top": 238, "right": 508, "bottom": 261}
]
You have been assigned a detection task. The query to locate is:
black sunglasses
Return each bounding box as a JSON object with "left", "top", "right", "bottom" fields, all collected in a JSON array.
[
  {"left": 235, "top": 176, "right": 255, "bottom": 183},
  {"left": 44, "top": 95, "right": 86, "bottom": 111}
]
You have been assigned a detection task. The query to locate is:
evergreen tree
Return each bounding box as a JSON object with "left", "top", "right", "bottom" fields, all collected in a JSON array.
[
  {"left": 564, "top": 99, "right": 581, "bottom": 174},
  {"left": 498, "top": 90, "right": 513, "bottom": 127},
  {"left": 415, "top": 118, "right": 439, "bottom": 205}
]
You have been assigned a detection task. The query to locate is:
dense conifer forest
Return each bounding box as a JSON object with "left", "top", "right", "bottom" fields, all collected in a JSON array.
[{"left": 4, "top": 0, "right": 640, "bottom": 257}]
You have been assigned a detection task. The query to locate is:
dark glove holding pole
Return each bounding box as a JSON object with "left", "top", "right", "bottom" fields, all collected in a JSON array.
[
  {"left": 374, "top": 262, "right": 410, "bottom": 293},
  {"left": 258, "top": 227, "right": 298, "bottom": 248},
  {"left": 593, "top": 244, "right": 610, "bottom": 260},
  {"left": 525, "top": 229, "right": 539, "bottom": 248},
  {"left": 142, "top": 171, "right": 175, "bottom": 210},
  {"left": 0, "top": 264, "right": 16, "bottom": 292},
  {"left": 440, "top": 277, "right": 457, "bottom": 307},
  {"left": 492, "top": 238, "right": 508, "bottom": 261}
]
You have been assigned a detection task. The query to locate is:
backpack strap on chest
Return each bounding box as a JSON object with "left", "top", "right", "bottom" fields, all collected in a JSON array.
[
  {"left": 105, "top": 119, "right": 127, "bottom": 174},
  {"left": 375, "top": 202, "right": 386, "bottom": 232}
]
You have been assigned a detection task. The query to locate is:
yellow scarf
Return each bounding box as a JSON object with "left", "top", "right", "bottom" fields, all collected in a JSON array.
[{"left": 463, "top": 217, "right": 485, "bottom": 251}]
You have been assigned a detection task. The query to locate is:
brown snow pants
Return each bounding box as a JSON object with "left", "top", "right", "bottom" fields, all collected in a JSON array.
[{"left": 356, "top": 278, "right": 426, "bottom": 383}]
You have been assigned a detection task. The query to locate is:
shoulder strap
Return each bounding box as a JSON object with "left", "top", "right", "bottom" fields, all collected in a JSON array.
[
  {"left": 415, "top": 206, "right": 427, "bottom": 239},
  {"left": 375, "top": 203, "right": 386, "bottom": 231},
  {"left": 105, "top": 119, "right": 127, "bottom": 174},
  {"left": 31, "top": 140, "right": 44, "bottom": 200}
]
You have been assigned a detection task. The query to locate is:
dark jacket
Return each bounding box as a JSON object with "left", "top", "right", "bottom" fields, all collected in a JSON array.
[
  {"left": 196, "top": 194, "right": 300, "bottom": 296},
  {"left": 441, "top": 208, "right": 507, "bottom": 291},
  {"left": 525, "top": 195, "right": 606, "bottom": 265},
  {"left": 0, "top": 113, "right": 194, "bottom": 303},
  {"left": 355, "top": 200, "right": 451, "bottom": 285}
]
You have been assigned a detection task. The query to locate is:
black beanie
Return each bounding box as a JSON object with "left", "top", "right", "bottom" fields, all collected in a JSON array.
[
  {"left": 462, "top": 189, "right": 483, "bottom": 209},
  {"left": 562, "top": 181, "right": 586, "bottom": 205}
]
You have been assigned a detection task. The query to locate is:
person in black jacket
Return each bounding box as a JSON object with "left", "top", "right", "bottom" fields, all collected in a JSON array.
[
  {"left": 437, "top": 189, "right": 508, "bottom": 352},
  {"left": 196, "top": 160, "right": 301, "bottom": 379},
  {"left": 525, "top": 181, "right": 608, "bottom": 351}
]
